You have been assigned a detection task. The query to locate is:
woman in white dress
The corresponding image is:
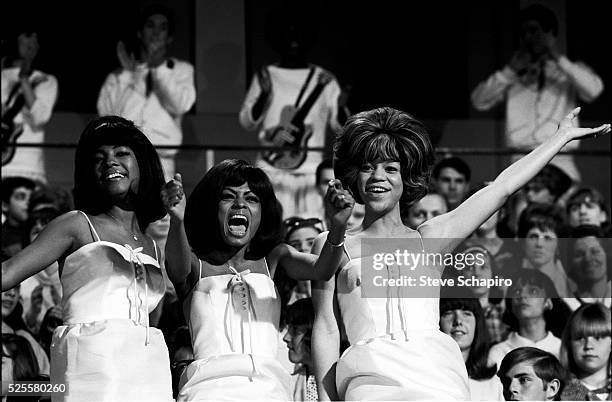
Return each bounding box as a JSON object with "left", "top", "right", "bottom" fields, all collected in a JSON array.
[
  {"left": 160, "top": 159, "right": 352, "bottom": 401},
  {"left": 2, "top": 116, "right": 173, "bottom": 401},
  {"left": 311, "top": 106, "right": 610, "bottom": 400}
]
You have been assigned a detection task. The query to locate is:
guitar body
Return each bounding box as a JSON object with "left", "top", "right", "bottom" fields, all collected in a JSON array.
[
  {"left": 262, "top": 105, "right": 313, "bottom": 170},
  {"left": 1, "top": 116, "right": 24, "bottom": 166},
  {"left": 1, "top": 74, "right": 46, "bottom": 166}
]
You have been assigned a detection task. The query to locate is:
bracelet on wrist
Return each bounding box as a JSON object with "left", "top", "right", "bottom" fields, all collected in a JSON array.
[{"left": 327, "top": 235, "right": 346, "bottom": 248}]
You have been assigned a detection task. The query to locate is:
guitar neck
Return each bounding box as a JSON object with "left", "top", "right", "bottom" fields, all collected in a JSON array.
[{"left": 291, "top": 81, "right": 328, "bottom": 125}]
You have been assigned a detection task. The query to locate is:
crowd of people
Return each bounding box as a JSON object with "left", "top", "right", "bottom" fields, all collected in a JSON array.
[{"left": 1, "top": 3, "right": 610, "bottom": 402}]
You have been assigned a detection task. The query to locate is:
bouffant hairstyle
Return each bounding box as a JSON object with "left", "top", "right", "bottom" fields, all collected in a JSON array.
[
  {"left": 73, "top": 116, "right": 166, "bottom": 231},
  {"left": 333, "top": 107, "right": 434, "bottom": 207},
  {"left": 184, "top": 159, "right": 283, "bottom": 260},
  {"left": 439, "top": 298, "right": 497, "bottom": 380}
]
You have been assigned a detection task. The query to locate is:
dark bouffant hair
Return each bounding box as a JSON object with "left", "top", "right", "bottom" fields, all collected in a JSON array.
[
  {"left": 333, "top": 107, "right": 435, "bottom": 207},
  {"left": 184, "top": 159, "right": 283, "bottom": 260},
  {"left": 73, "top": 116, "right": 166, "bottom": 231},
  {"left": 140, "top": 3, "right": 175, "bottom": 34}
]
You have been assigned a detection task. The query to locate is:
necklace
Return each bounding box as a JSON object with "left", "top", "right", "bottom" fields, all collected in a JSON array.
[{"left": 106, "top": 212, "right": 139, "bottom": 241}]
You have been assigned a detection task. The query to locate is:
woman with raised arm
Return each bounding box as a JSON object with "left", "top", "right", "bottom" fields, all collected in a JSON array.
[
  {"left": 1, "top": 116, "right": 173, "bottom": 402},
  {"left": 160, "top": 159, "right": 352, "bottom": 401},
  {"left": 311, "top": 106, "right": 610, "bottom": 400}
]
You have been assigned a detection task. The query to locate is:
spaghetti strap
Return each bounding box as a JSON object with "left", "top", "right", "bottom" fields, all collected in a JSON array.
[
  {"left": 263, "top": 258, "right": 272, "bottom": 278},
  {"left": 198, "top": 259, "right": 203, "bottom": 279},
  {"left": 415, "top": 230, "right": 425, "bottom": 252},
  {"left": 78, "top": 210, "right": 101, "bottom": 242},
  {"left": 152, "top": 239, "right": 159, "bottom": 263}
]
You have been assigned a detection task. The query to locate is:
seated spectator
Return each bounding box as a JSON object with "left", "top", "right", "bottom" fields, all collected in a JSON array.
[
  {"left": 517, "top": 202, "right": 574, "bottom": 297},
  {"left": 488, "top": 269, "right": 569, "bottom": 369},
  {"left": 2, "top": 333, "right": 49, "bottom": 402},
  {"left": 1, "top": 284, "right": 49, "bottom": 377},
  {"left": 276, "top": 217, "right": 323, "bottom": 314},
  {"left": 283, "top": 298, "right": 318, "bottom": 401},
  {"left": 1, "top": 177, "right": 35, "bottom": 257},
  {"left": 432, "top": 156, "right": 471, "bottom": 211},
  {"left": 19, "top": 186, "right": 68, "bottom": 335},
  {"left": 402, "top": 190, "right": 447, "bottom": 229},
  {"left": 523, "top": 164, "right": 572, "bottom": 206},
  {"left": 452, "top": 241, "right": 509, "bottom": 344},
  {"left": 167, "top": 325, "right": 194, "bottom": 399},
  {"left": 470, "top": 183, "right": 521, "bottom": 274},
  {"left": 566, "top": 187, "right": 610, "bottom": 236},
  {"left": 559, "top": 303, "right": 611, "bottom": 401},
  {"left": 309, "top": 159, "right": 335, "bottom": 228},
  {"left": 37, "top": 306, "right": 62, "bottom": 359},
  {"left": 564, "top": 226, "right": 611, "bottom": 311},
  {"left": 498, "top": 346, "right": 567, "bottom": 401},
  {"left": 439, "top": 298, "right": 504, "bottom": 401},
  {"left": 497, "top": 190, "right": 529, "bottom": 239}
]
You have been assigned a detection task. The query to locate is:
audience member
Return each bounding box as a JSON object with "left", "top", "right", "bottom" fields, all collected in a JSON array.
[
  {"left": 167, "top": 325, "right": 194, "bottom": 399},
  {"left": 498, "top": 346, "right": 567, "bottom": 401},
  {"left": 564, "top": 225, "right": 611, "bottom": 311},
  {"left": 1, "top": 27, "right": 58, "bottom": 184},
  {"left": 566, "top": 187, "right": 610, "bottom": 236},
  {"left": 1, "top": 285, "right": 49, "bottom": 377},
  {"left": 97, "top": 3, "right": 196, "bottom": 180},
  {"left": 471, "top": 3, "right": 604, "bottom": 183},
  {"left": 452, "top": 241, "right": 509, "bottom": 344},
  {"left": 403, "top": 190, "right": 447, "bottom": 229},
  {"left": 1, "top": 177, "right": 35, "bottom": 257},
  {"left": 432, "top": 156, "right": 471, "bottom": 211},
  {"left": 2, "top": 333, "right": 48, "bottom": 402},
  {"left": 19, "top": 186, "right": 67, "bottom": 335},
  {"left": 489, "top": 269, "right": 568, "bottom": 370},
  {"left": 439, "top": 298, "right": 504, "bottom": 401},
  {"left": 517, "top": 202, "right": 574, "bottom": 297},
  {"left": 559, "top": 303, "right": 611, "bottom": 401},
  {"left": 239, "top": 5, "right": 347, "bottom": 218},
  {"left": 523, "top": 164, "right": 572, "bottom": 206},
  {"left": 36, "top": 306, "right": 62, "bottom": 359},
  {"left": 283, "top": 298, "right": 318, "bottom": 402}
]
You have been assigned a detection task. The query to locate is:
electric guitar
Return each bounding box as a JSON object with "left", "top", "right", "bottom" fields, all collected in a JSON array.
[
  {"left": 262, "top": 71, "right": 332, "bottom": 170},
  {"left": 2, "top": 76, "right": 46, "bottom": 165}
]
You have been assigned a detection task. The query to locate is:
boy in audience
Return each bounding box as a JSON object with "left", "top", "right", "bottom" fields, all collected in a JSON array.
[
  {"left": 488, "top": 269, "right": 565, "bottom": 370},
  {"left": 1, "top": 177, "right": 35, "bottom": 257},
  {"left": 523, "top": 164, "right": 572, "bottom": 206},
  {"left": 403, "top": 190, "right": 447, "bottom": 229},
  {"left": 566, "top": 187, "right": 609, "bottom": 235},
  {"left": 432, "top": 156, "right": 471, "bottom": 211},
  {"left": 498, "top": 346, "right": 567, "bottom": 401}
]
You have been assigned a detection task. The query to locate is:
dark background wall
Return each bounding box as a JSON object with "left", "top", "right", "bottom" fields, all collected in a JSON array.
[{"left": 2, "top": 0, "right": 610, "bottom": 200}]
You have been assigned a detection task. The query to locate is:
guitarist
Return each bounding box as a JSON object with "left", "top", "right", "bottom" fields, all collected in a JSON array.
[
  {"left": 2, "top": 28, "right": 58, "bottom": 184},
  {"left": 239, "top": 6, "right": 349, "bottom": 218}
]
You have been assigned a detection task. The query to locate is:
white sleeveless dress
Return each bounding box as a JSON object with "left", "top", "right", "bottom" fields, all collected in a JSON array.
[
  {"left": 177, "top": 259, "right": 291, "bottom": 401},
  {"left": 50, "top": 212, "right": 172, "bottom": 402},
  {"left": 335, "top": 233, "right": 470, "bottom": 400}
]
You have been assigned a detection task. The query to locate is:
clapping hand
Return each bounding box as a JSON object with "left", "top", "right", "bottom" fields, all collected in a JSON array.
[
  {"left": 557, "top": 107, "right": 611, "bottom": 142},
  {"left": 325, "top": 179, "right": 355, "bottom": 229},
  {"left": 161, "top": 173, "right": 186, "bottom": 220},
  {"left": 257, "top": 67, "right": 272, "bottom": 99},
  {"left": 117, "top": 41, "right": 137, "bottom": 71}
]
